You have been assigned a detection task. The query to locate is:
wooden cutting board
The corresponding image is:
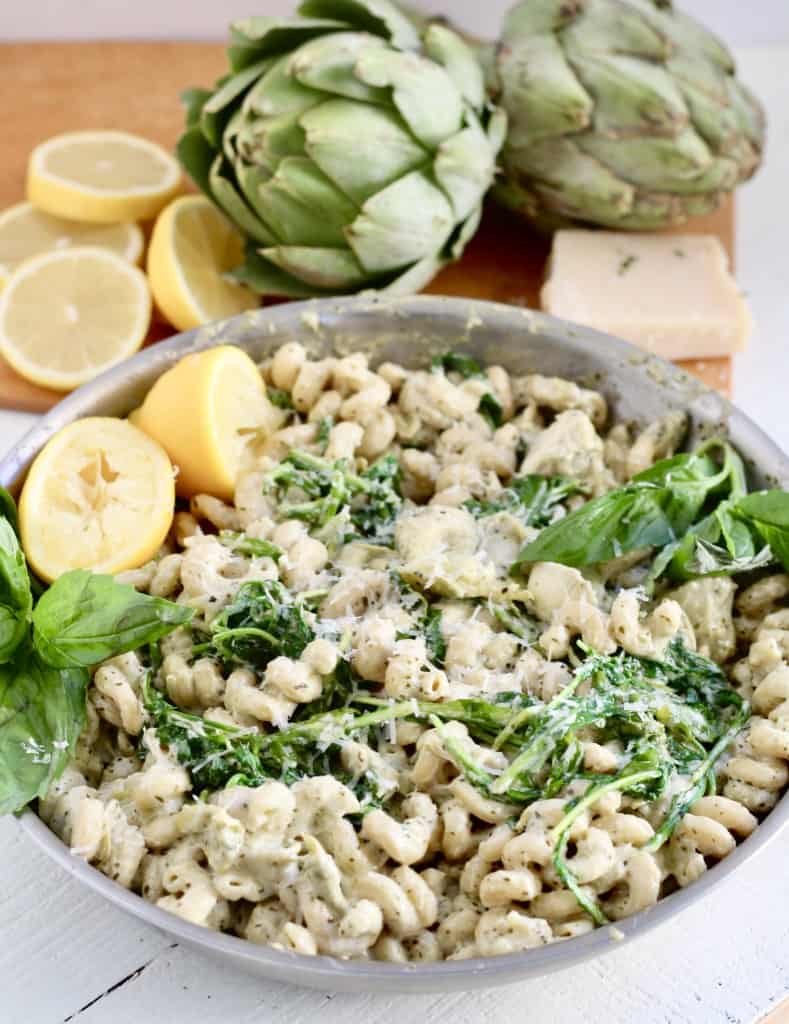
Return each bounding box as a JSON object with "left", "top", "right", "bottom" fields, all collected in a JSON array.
[{"left": 0, "top": 41, "right": 734, "bottom": 413}]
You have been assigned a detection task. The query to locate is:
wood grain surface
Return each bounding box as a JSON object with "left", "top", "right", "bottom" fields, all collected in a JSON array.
[{"left": 0, "top": 41, "right": 734, "bottom": 412}]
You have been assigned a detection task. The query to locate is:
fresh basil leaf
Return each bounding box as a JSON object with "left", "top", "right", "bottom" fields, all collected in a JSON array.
[
  {"left": 0, "top": 518, "right": 32, "bottom": 663},
  {"left": 0, "top": 648, "right": 88, "bottom": 815},
  {"left": 32, "top": 570, "right": 194, "bottom": 669},
  {"left": 716, "top": 504, "right": 755, "bottom": 559},
  {"left": 688, "top": 538, "right": 774, "bottom": 576},
  {"left": 513, "top": 485, "right": 675, "bottom": 570},
  {"left": 0, "top": 487, "right": 19, "bottom": 537},
  {"left": 734, "top": 490, "right": 789, "bottom": 570},
  {"left": 633, "top": 451, "right": 725, "bottom": 534},
  {"left": 631, "top": 452, "right": 715, "bottom": 487}
]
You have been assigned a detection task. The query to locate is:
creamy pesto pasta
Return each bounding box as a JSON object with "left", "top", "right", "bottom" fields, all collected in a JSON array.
[{"left": 39, "top": 344, "right": 789, "bottom": 963}]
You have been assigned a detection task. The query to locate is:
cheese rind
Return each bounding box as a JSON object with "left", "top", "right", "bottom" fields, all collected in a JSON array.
[{"left": 541, "top": 231, "right": 752, "bottom": 360}]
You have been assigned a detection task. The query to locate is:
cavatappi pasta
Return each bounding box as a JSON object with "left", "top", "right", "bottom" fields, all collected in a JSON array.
[{"left": 39, "top": 345, "right": 789, "bottom": 962}]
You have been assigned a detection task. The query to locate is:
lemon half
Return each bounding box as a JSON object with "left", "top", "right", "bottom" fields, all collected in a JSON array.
[
  {"left": 0, "top": 246, "right": 151, "bottom": 391},
  {"left": 130, "top": 345, "right": 285, "bottom": 501},
  {"left": 147, "top": 195, "right": 259, "bottom": 332},
  {"left": 0, "top": 202, "right": 143, "bottom": 290},
  {"left": 20, "top": 417, "right": 175, "bottom": 582},
  {"left": 27, "top": 130, "right": 182, "bottom": 224}
]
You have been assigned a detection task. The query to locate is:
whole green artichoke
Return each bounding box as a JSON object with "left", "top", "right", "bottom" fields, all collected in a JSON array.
[
  {"left": 178, "top": 0, "right": 506, "bottom": 297},
  {"left": 488, "top": 0, "right": 765, "bottom": 230}
]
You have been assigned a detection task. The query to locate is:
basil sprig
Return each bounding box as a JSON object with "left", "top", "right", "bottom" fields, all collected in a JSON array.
[
  {"left": 0, "top": 488, "right": 192, "bottom": 815},
  {"left": 513, "top": 439, "right": 789, "bottom": 580}
]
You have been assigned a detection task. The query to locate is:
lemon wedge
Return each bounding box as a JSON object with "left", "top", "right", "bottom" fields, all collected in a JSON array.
[
  {"left": 130, "top": 345, "right": 285, "bottom": 501},
  {"left": 0, "top": 202, "right": 143, "bottom": 290},
  {"left": 147, "top": 195, "right": 259, "bottom": 332},
  {"left": 27, "top": 130, "right": 181, "bottom": 224},
  {"left": 19, "top": 417, "right": 175, "bottom": 583},
  {"left": 0, "top": 246, "right": 151, "bottom": 391}
]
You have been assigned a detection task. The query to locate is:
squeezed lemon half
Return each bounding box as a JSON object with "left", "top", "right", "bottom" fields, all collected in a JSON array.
[{"left": 19, "top": 417, "right": 175, "bottom": 582}]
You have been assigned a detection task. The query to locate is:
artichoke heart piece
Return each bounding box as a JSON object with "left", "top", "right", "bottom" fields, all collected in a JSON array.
[
  {"left": 178, "top": 0, "right": 503, "bottom": 296},
  {"left": 492, "top": 0, "right": 765, "bottom": 230},
  {"left": 395, "top": 506, "right": 530, "bottom": 602}
]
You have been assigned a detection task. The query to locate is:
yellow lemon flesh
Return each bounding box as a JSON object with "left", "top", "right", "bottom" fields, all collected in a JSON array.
[
  {"left": 0, "top": 202, "right": 143, "bottom": 290},
  {"left": 19, "top": 417, "right": 175, "bottom": 583},
  {"left": 130, "top": 345, "right": 285, "bottom": 501},
  {"left": 147, "top": 195, "right": 259, "bottom": 332},
  {"left": 0, "top": 246, "right": 151, "bottom": 391},
  {"left": 27, "top": 130, "right": 181, "bottom": 224}
]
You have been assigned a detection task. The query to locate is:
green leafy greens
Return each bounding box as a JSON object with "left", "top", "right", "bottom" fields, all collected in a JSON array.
[
  {"left": 263, "top": 449, "right": 402, "bottom": 543},
  {"left": 514, "top": 439, "right": 789, "bottom": 581},
  {"left": 195, "top": 579, "right": 315, "bottom": 667},
  {"left": 466, "top": 474, "right": 581, "bottom": 528}
]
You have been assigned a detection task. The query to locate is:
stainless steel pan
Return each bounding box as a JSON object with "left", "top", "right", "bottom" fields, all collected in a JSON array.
[{"left": 3, "top": 295, "right": 787, "bottom": 992}]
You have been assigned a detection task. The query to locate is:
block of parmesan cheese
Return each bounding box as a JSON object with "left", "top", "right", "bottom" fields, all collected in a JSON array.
[{"left": 540, "top": 231, "right": 752, "bottom": 360}]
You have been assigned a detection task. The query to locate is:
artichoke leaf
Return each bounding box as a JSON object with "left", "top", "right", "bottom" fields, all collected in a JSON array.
[
  {"left": 594, "top": 190, "right": 685, "bottom": 229},
  {"left": 446, "top": 203, "right": 482, "bottom": 261},
  {"left": 236, "top": 110, "right": 309, "bottom": 171},
  {"left": 506, "top": 137, "right": 634, "bottom": 217},
  {"left": 667, "top": 54, "right": 759, "bottom": 179},
  {"left": 255, "top": 156, "right": 359, "bottom": 247},
  {"left": 423, "top": 24, "right": 485, "bottom": 110},
  {"left": 675, "top": 193, "right": 723, "bottom": 220},
  {"left": 176, "top": 125, "right": 218, "bottom": 197},
  {"left": 181, "top": 87, "right": 213, "bottom": 129},
  {"left": 201, "top": 60, "right": 274, "bottom": 147},
  {"left": 355, "top": 47, "right": 464, "bottom": 149},
  {"left": 577, "top": 128, "right": 737, "bottom": 192},
  {"left": 228, "top": 17, "right": 346, "bottom": 72},
  {"left": 209, "top": 156, "right": 277, "bottom": 245},
  {"left": 726, "top": 78, "right": 767, "bottom": 150},
  {"left": 381, "top": 252, "right": 448, "bottom": 296},
  {"left": 298, "top": 0, "right": 421, "bottom": 51},
  {"left": 434, "top": 122, "right": 497, "bottom": 222},
  {"left": 497, "top": 34, "right": 593, "bottom": 148},
  {"left": 559, "top": 0, "right": 670, "bottom": 61},
  {"left": 301, "top": 98, "right": 427, "bottom": 206},
  {"left": 569, "top": 53, "right": 689, "bottom": 138},
  {"left": 346, "top": 169, "right": 455, "bottom": 273},
  {"left": 263, "top": 245, "right": 369, "bottom": 290},
  {"left": 287, "top": 31, "right": 389, "bottom": 103},
  {"left": 501, "top": 0, "right": 583, "bottom": 37},
  {"left": 230, "top": 244, "right": 331, "bottom": 297},
  {"left": 241, "top": 56, "right": 322, "bottom": 122},
  {"left": 664, "top": 6, "right": 736, "bottom": 73}
]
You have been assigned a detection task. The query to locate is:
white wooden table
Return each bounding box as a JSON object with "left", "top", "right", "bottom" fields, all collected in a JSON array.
[{"left": 1, "top": 44, "right": 788, "bottom": 1024}]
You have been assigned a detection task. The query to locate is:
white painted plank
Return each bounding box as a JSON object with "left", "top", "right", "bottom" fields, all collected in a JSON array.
[
  {"left": 0, "top": 818, "right": 173, "bottom": 1023},
  {"left": 20, "top": 825, "right": 788, "bottom": 1024}
]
